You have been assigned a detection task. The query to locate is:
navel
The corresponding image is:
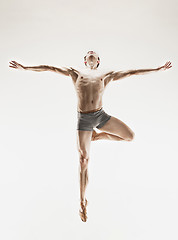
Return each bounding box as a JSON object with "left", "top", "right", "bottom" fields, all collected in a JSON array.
[
  {"left": 81, "top": 76, "right": 83, "bottom": 79},
  {"left": 91, "top": 100, "right": 93, "bottom": 104},
  {"left": 101, "top": 78, "right": 102, "bottom": 81}
]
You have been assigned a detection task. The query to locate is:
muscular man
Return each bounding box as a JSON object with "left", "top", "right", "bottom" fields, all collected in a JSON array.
[{"left": 9, "top": 51, "right": 172, "bottom": 222}]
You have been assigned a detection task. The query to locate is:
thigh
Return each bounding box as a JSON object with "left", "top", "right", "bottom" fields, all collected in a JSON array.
[
  {"left": 77, "top": 130, "right": 93, "bottom": 159},
  {"left": 97, "top": 116, "right": 134, "bottom": 140}
]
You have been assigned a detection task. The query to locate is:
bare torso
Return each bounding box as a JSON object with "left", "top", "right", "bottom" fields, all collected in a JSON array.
[{"left": 69, "top": 67, "right": 114, "bottom": 113}]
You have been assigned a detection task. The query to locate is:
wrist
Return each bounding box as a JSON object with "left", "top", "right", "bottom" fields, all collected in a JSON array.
[{"left": 157, "top": 66, "right": 163, "bottom": 71}]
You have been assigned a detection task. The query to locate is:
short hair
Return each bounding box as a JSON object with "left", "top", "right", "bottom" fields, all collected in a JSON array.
[{"left": 84, "top": 52, "right": 100, "bottom": 68}]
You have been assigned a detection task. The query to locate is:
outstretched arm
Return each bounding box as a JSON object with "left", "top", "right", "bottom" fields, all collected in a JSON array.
[
  {"left": 9, "top": 61, "right": 70, "bottom": 76},
  {"left": 111, "top": 61, "right": 172, "bottom": 81}
]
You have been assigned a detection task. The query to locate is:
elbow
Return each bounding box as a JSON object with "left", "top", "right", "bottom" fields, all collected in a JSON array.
[{"left": 129, "top": 70, "right": 136, "bottom": 75}]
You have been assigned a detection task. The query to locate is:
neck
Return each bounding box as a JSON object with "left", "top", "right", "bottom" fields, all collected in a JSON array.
[{"left": 86, "top": 65, "right": 97, "bottom": 70}]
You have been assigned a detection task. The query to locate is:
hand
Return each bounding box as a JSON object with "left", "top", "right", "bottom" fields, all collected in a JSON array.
[
  {"left": 9, "top": 61, "right": 25, "bottom": 70},
  {"left": 159, "top": 61, "right": 172, "bottom": 71}
]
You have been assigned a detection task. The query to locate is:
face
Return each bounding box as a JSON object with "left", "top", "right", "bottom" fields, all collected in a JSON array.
[{"left": 85, "top": 51, "right": 99, "bottom": 69}]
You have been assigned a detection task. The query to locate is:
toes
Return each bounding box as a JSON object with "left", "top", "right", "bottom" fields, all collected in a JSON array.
[
  {"left": 79, "top": 210, "right": 87, "bottom": 222},
  {"left": 79, "top": 199, "right": 88, "bottom": 221}
]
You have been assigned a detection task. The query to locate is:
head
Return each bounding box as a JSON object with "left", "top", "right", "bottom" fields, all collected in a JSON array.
[{"left": 84, "top": 51, "right": 100, "bottom": 69}]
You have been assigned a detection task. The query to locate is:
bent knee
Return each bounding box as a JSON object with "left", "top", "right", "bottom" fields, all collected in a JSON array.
[{"left": 126, "top": 131, "right": 135, "bottom": 141}]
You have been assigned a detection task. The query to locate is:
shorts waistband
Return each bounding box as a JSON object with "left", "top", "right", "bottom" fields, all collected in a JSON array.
[{"left": 78, "top": 107, "right": 103, "bottom": 114}]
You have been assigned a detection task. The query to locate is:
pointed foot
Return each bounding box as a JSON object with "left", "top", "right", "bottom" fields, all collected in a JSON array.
[{"left": 79, "top": 198, "right": 88, "bottom": 222}]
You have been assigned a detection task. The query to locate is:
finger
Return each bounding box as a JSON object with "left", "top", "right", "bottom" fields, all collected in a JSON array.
[
  {"left": 12, "top": 61, "right": 19, "bottom": 66},
  {"left": 11, "top": 62, "right": 19, "bottom": 66},
  {"left": 10, "top": 62, "right": 16, "bottom": 64},
  {"left": 9, "top": 66, "right": 17, "bottom": 68},
  {"left": 9, "top": 62, "right": 16, "bottom": 66},
  {"left": 166, "top": 65, "right": 172, "bottom": 69},
  {"left": 9, "top": 64, "right": 17, "bottom": 68}
]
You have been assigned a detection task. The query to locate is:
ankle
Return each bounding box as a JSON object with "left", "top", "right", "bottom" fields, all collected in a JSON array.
[{"left": 80, "top": 198, "right": 87, "bottom": 206}]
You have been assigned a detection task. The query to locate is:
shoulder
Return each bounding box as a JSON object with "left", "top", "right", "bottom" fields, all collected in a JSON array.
[
  {"left": 97, "top": 67, "right": 114, "bottom": 77},
  {"left": 67, "top": 66, "right": 80, "bottom": 74},
  {"left": 100, "top": 68, "right": 116, "bottom": 87},
  {"left": 67, "top": 66, "right": 81, "bottom": 82},
  {"left": 101, "top": 68, "right": 115, "bottom": 80}
]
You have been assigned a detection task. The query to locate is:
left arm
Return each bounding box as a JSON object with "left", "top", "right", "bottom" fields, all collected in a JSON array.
[{"left": 111, "top": 61, "right": 172, "bottom": 81}]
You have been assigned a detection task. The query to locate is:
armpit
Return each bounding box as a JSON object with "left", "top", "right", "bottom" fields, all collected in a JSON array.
[
  {"left": 103, "top": 71, "right": 115, "bottom": 87},
  {"left": 68, "top": 67, "right": 79, "bottom": 82}
]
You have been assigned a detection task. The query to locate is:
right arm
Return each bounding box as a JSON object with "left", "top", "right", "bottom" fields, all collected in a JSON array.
[{"left": 9, "top": 61, "right": 71, "bottom": 76}]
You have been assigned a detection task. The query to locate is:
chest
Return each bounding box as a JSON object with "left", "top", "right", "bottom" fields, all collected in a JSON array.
[{"left": 75, "top": 72, "right": 105, "bottom": 88}]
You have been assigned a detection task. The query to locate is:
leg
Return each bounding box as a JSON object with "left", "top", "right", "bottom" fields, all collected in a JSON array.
[
  {"left": 77, "top": 130, "right": 92, "bottom": 222},
  {"left": 92, "top": 129, "right": 125, "bottom": 141},
  {"left": 95, "top": 116, "right": 135, "bottom": 141}
]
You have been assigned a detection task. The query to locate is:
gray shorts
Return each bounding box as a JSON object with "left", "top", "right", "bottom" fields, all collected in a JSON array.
[{"left": 77, "top": 107, "right": 111, "bottom": 131}]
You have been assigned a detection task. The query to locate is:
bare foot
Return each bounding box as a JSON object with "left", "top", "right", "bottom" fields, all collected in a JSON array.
[
  {"left": 91, "top": 129, "right": 97, "bottom": 141},
  {"left": 79, "top": 199, "right": 88, "bottom": 222}
]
